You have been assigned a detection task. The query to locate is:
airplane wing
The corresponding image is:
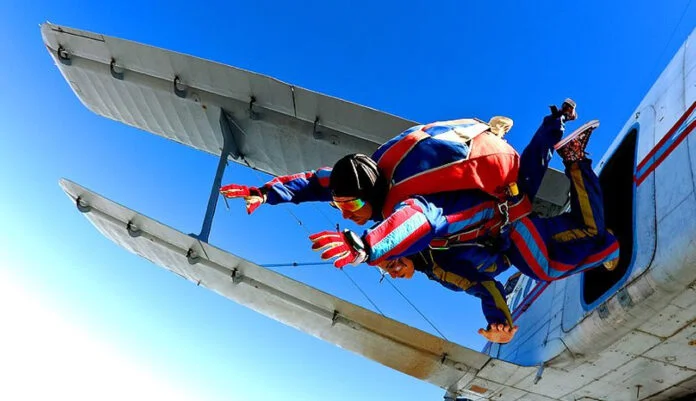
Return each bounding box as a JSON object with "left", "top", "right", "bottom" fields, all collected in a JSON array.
[
  {"left": 41, "top": 22, "right": 416, "bottom": 176},
  {"left": 42, "top": 22, "right": 570, "bottom": 214},
  {"left": 60, "top": 178, "right": 576, "bottom": 400}
]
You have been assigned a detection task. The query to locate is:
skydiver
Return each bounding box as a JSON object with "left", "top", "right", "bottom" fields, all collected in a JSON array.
[
  {"left": 369, "top": 111, "right": 618, "bottom": 344},
  {"left": 220, "top": 101, "right": 619, "bottom": 343},
  {"left": 220, "top": 110, "right": 525, "bottom": 269}
]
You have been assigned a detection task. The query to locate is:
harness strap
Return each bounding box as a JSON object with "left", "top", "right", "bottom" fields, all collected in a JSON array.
[{"left": 429, "top": 195, "right": 532, "bottom": 250}]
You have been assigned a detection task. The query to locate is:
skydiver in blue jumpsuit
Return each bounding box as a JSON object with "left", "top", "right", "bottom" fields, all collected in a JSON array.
[
  {"left": 381, "top": 111, "right": 619, "bottom": 343},
  {"left": 220, "top": 101, "right": 619, "bottom": 343}
]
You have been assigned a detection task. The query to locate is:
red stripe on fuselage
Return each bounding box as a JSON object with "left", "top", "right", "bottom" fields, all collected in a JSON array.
[
  {"left": 512, "top": 282, "right": 550, "bottom": 322},
  {"left": 636, "top": 119, "right": 696, "bottom": 185},
  {"left": 636, "top": 101, "right": 696, "bottom": 185}
]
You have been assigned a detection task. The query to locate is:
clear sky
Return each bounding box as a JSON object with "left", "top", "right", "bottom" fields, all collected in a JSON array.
[{"left": 0, "top": 1, "right": 694, "bottom": 400}]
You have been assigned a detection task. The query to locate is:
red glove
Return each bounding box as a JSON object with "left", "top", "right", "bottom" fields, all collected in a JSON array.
[
  {"left": 219, "top": 184, "right": 265, "bottom": 214},
  {"left": 309, "top": 230, "right": 368, "bottom": 268}
]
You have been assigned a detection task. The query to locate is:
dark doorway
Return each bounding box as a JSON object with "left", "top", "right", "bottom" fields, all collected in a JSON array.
[{"left": 582, "top": 129, "right": 637, "bottom": 305}]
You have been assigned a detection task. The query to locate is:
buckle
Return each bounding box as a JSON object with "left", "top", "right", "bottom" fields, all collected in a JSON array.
[{"left": 497, "top": 201, "right": 510, "bottom": 233}]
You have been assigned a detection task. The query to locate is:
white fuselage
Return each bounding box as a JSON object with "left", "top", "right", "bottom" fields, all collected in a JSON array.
[{"left": 485, "top": 27, "right": 696, "bottom": 401}]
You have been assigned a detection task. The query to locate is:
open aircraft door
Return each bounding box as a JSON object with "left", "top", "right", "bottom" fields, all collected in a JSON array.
[{"left": 561, "top": 103, "right": 658, "bottom": 333}]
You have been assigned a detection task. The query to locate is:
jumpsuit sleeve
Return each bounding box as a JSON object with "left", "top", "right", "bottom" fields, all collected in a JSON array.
[
  {"left": 363, "top": 197, "right": 449, "bottom": 265},
  {"left": 518, "top": 114, "right": 565, "bottom": 200},
  {"left": 262, "top": 167, "right": 333, "bottom": 205},
  {"left": 465, "top": 279, "right": 514, "bottom": 328}
]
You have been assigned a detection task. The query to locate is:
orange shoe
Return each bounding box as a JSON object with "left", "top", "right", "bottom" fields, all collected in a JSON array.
[{"left": 554, "top": 120, "right": 600, "bottom": 162}]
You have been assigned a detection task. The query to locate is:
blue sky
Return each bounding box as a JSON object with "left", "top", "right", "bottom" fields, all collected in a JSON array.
[{"left": 0, "top": 1, "right": 694, "bottom": 400}]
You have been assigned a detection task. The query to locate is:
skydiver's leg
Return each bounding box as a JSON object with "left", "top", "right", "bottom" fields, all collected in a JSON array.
[
  {"left": 505, "top": 218, "right": 619, "bottom": 282},
  {"left": 505, "top": 161, "right": 620, "bottom": 281},
  {"left": 551, "top": 160, "right": 607, "bottom": 240},
  {"left": 518, "top": 115, "right": 565, "bottom": 200}
]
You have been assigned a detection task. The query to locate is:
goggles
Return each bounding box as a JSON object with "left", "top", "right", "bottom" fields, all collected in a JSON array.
[{"left": 329, "top": 198, "right": 365, "bottom": 213}]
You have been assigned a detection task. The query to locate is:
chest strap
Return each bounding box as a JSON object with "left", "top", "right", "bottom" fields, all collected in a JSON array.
[{"left": 429, "top": 195, "right": 532, "bottom": 250}]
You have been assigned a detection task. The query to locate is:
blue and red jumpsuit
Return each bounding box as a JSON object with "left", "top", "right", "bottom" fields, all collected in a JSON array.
[
  {"left": 506, "top": 115, "right": 620, "bottom": 282},
  {"left": 402, "top": 116, "right": 619, "bottom": 327},
  {"left": 260, "top": 116, "right": 619, "bottom": 328}
]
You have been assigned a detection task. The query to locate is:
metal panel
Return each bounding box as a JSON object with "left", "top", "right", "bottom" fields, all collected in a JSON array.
[
  {"left": 555, "top": 331, "right": 662, "bottom": 400},
  {"left": 485, "top": 386, "right": 529, "bottom": 401},
  {"left": 577, "top": 356, "right": 693, "bottom": 401},
  {"left": 638, "top": 302, "right": 696, "bottom": 338},
  {"left": 687, "top": 30, "right": 696, "bottom": 205},
  {"left": 490, "top": 387, "right": 529, "bottom": 401},
  {"left": 515, "top": 365, "right": 588, "bottom": 399},
  {"left": 653, "top": 46, "right": 690, "bottom": 223},
  {"left": 477, "top": 358, "right": 535, "bottom": 386},
  {"left": 293, "top": 86, "right": 408, "bottom": 146},
  {"left": 670, "top": 285, "right": 696, "bottom": 309},
  {"left": 643, "top": 322, "right": 696, "bottom": 371},
  {"left": 560, "top": 273, "right": 585, "bottom": 331},
  {"left": 496, "top": 280, "right": 567, "bottom": 366},
  {"left": 570, "top": 330, "right": 661, "bottom": 379},
  {"left": 60, "top": 178, "right": 547, "bottom": 396}
]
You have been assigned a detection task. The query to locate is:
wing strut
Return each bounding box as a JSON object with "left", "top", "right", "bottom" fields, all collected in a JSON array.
[{"left": 195, "top": 109, "right": 242, "bottom": 242}]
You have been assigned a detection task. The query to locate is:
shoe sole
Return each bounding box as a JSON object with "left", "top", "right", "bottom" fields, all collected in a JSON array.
[{"left": 554, "top": 120, "right": 600, "bottom": 150}]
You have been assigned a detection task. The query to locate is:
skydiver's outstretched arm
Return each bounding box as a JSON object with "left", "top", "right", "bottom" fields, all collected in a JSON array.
[
  {"left": 221, "top": 167, "right": 333, "bottom": 214},
  {"left": 464, "top": 279, "right": 518, "bottom": 343},
  {"left": 379, "top": 253, "right": 518, "bottom": 344},
  {"left": 311, "top": 197, "right": 450, "bottom": 268},
  {"left": 261, "top": 167, "right": 333, "bottom": 204}
]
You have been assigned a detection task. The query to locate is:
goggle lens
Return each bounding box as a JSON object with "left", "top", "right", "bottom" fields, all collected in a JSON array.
[{"left": 330, "top": 198, "right": 365, "bottom": 212}]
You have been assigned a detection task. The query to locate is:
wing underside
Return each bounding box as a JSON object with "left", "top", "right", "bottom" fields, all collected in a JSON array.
[
  {"left": 58, "top": 178, "right": 564, "bottom": 400},
  {"left": 41, "top": 22, "right": 416, "bottom": 177},
  {"left": 42, "top": 22, "right": 570, "bottom": 213}
]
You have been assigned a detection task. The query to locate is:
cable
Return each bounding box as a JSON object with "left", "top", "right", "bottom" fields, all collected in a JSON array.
[
  {"left": 299, "top": 182, "right": 446, "bottom": 333},
  {"left": 227, "top": 131, "right": 386, "bottom": 316},
  {"left": 340, "top": 269, "right": 386, "bottom": 316},
  {"left": 246, "top": 156, "right": 445, "bottom": 334},
  {"left": 227, "top": 120, "right": 445, "bottom": 333},
  {"left": 261, "top": 261, "right": 334, "bottom": 268},
  {"left": 648, "top": 0, "right": 692, "bottom": 81},
  {"left": 377, "top": 268, "right": 449, "bottom": 341}
]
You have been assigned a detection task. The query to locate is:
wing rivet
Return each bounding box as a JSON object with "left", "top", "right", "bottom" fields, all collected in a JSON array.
[
  {"left": 57, "top": 45, "right": 72, "bottom": 66},
  {"left": 110, "top": 58, "right": 124, "bottom": 80},
  {"left": 126, "top": 221, "right": 142, "bottom": 238},
  {"left": 230, "top": 268, "right": 243, "bottom": 284},
  {"left": 186, "top": 248, "right": 200, "bottom": 265},
  {"left": 173, "top": 76, "right": 188, "bottom": 98},
  {"left": 248, "top": 96, "right": 260, "bottom": 120},
  {"left": 75, "top": 196, "right": 91, "bottom": 213},
  {"left": 313, "top": 117, "right": 323, "bottom": 140}
]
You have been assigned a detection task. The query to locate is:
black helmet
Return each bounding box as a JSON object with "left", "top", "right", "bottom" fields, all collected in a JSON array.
[{"left": 330, "top": 154, "right": 381, "bottom": 199}]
